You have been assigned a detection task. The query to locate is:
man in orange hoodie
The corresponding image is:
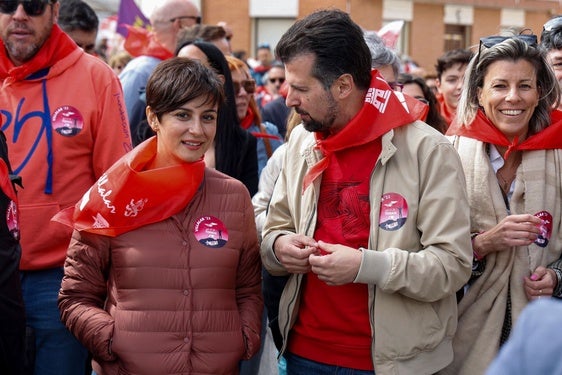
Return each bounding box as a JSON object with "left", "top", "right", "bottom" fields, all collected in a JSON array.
[{"left": 0, "top": 1, "right": 132, "bottom": 374}]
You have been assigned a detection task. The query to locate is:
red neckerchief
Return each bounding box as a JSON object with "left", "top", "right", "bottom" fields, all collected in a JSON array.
[
  {"left": 240, "top": 106, "right": 255, "bottom": 130},
  {"left": 241, "top": 107, "right": 281, "bottom": 140},
  {"left": 436, "top": 93, "right": 454, "bottom": 126},
  {"left": 302, "top": 70, "right": 423, "bottom": 192},
  {"left": 123, "top": 25, "right": 174, "bottom": 60},
  {"left": 447, "top": 109, "right": 562, "bottom": 159},
  {"left": 0, "top": 25, "right": 76, "bottom": 84},
  {"left": 53, "top": 137, "right": 205, "bottom": 237}
]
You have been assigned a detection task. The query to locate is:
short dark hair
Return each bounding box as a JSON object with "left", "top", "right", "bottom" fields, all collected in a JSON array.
[
  {"left": 58, "top": 0, "right": 99, "bottom": 33},
  {"left": 275, "top": 9, "right": 372, "bottom": 90},
  {"left": 435, "top": 49, "right": 473, "bottom": 79},
  {"left": 175, "top": 24, "right": 227, "bottom": 54},
  {"left": 397, "top": 73, "right": 447, "bottom": 134},
  {"left": 541, "top": 16, "right": 562, "bottom": 50},
  {"left": 146, "top": 58, "right": 225, "bottom": 121}
]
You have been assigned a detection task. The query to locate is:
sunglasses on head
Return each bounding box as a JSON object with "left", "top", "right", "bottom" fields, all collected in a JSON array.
[
  {"left": 543, "top": 17, "right": 562, "bottom": 32},
  {"left": 269, "top": 77, "right": 285, "bottom": 84},
  {"left": 233, "top": 79, "right": 256, "bottom": 95},
  {"left": 476, "top": 34, "right": 538, "bottom": 64},
  {"left": 0, "top": 0, "right": 54, "bottom": 16}
]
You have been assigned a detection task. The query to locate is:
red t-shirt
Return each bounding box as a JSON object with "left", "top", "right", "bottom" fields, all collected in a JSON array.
[{"left": 288, "top": 139, "right": 381, "bottom": 371}]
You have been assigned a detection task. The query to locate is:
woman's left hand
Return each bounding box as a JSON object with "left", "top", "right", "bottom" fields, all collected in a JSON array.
[{"left": 523, "top": 266, "right": 557, "bottom": 301}]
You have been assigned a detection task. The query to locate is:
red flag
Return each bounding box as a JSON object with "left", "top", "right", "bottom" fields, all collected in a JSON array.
[{"left": 123, "top": 25, "right": 174, "bottom": 59}]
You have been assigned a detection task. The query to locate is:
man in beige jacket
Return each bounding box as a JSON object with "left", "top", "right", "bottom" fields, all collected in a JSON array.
[{"left": 261, "top": 9, "right": 472, "bottom": 374}]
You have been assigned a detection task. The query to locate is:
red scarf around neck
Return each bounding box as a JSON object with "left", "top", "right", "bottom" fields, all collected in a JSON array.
[
  {"left": 124, "top": 25, "right": 174, "bottom": 60},
  {"left": 0, "top": 25, "right": 76, "bottom": 84},
  {"left": 240, "top": 106, "right": 281, "bottom": 140},
  {"left": 53, "top": 137, "right": 205, "bottom": 237},
  {"left": 436, "top": 93, "right": 455, "bottom": 126},
  {"left": 240, "top": 106, "right": 255, "bottom": 130},
  {"left": 447, "top": 109, "right": 562, "bottom": 159},
  {"left": 302, "top": 70, "right": 424, "bottom": 192}
]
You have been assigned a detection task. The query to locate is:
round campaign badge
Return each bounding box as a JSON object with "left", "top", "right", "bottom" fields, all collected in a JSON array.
[
  {"left": 193, "top": 216, "right": 228, "bottom": 248},
  {"left": 534, "top": 210, "right": 552, "bottom": 248},
  {"left": 52, "top": 105, "right": 84, "bottom": 136},
  {"left": 379, "top": 192, "right": 408, "bottom": 231}
]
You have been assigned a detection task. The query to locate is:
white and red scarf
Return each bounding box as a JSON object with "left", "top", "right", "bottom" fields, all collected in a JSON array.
[
  {"left": 53, "top": 137, "right": 204, "bottom": 237},
  {"left": 302, "top": 70, "right": 425, "bottom": 192}
]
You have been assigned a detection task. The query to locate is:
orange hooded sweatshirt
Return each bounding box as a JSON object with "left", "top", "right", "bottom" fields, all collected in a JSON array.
[{"left": 0, "top": 26, "right": 132, "bottom": 270}]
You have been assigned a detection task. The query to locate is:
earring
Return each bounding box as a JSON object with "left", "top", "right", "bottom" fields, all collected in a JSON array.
[{"left": 151, "top": 122, "right": 158, "bottom": 132}]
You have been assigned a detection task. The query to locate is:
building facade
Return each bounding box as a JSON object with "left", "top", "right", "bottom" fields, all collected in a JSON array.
[{"left": 190, "top": 0, "right": 562, "bottom": 74}]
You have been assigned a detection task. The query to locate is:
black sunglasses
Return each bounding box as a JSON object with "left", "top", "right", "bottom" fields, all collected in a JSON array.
[
  {"left": 269, "top": 77, "right": 285, "bottom": 84},
  {"left": 169, "top": 15, "right": 202, "bottom": 25},
  {"left": 476, "top": 34, "right": 538, "bottom": 64},
  {"left": 233, "top": 79, "right": 256, "bottom": 95},
  {"left": 0, "top": 0, "right": 53, "bottom": 16}
]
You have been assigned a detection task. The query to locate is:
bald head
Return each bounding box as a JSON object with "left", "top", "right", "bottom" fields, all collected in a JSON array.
[{"left": 150, "top": 0, "right": 200, "bottom": 52}]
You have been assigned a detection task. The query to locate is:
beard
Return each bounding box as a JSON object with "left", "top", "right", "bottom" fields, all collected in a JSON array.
[
  {"left": 4, "top": 19, "right": 53, "bottom": 65},
  {"left": 297, "top": 92, "right": 338, "bottom": 133},
  {"left": 5, "top": 38, "right": 41, "bottom": 64}
]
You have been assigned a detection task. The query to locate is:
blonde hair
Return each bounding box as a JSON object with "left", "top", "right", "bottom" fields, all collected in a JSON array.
[{"left": 108, "top": 51, "right": 132, "bottom": 70}]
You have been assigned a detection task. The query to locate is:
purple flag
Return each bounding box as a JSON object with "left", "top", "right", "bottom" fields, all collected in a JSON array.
[{"left": 117, "top": 0, "right": 150, "bottom": 37}]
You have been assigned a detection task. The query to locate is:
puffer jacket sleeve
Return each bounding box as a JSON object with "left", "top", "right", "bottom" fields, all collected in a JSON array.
[
  {"left": 236, "top": 192, "right": 264, "bottom": 359},
  {"left": 58, "top": 229, "right": 116, "bottom": 362}
]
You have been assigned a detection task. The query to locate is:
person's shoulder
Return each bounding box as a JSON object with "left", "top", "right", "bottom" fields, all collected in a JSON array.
[
  {"left": 262, "top": 121, "right": 282, "bottom": 138},
  {"left": 393, "top": 120, "right": 452, "bottom": 146},
  {"left": 205, "top": 168, "right": 248, "bottom": 191},
  {"left": 119, "top": 56, "right": 162, "bottom": 77},
  {"left": 287, "top": 124, "right": 310, "bottom": 142},
  {"left": 79, "top": 53, "right": 119, "bottom": 76},
  {"left": 122, "top": 55, "right": 161, "bottom": 70}
]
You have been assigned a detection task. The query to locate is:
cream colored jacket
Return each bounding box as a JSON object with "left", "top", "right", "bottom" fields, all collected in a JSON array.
[{"left": 261, "top": 122, "right": 472, "bottom": 374}]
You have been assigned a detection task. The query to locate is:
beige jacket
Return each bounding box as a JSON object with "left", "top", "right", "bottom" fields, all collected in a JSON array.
[
  {"left": 441, "top": 137, "right": 562, "bottom": 375},
  {"left": 261, "top": 122, "right": 472, "bottom": 374}
]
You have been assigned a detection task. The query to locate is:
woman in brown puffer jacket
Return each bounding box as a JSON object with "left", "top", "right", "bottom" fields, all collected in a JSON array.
[{"left": 57, "top": 58, "right": 262, "bottom": 375}]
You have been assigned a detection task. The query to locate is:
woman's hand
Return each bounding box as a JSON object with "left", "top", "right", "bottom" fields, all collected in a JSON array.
[
  {"left": 524, "top": 266, "right": 557, "bottom": 301},
  {"left": 473, "top": 214, "right": 541, "bottom": 257}
]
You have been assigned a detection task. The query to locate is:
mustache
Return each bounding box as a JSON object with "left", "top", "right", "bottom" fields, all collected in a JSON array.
[
  {"left": 7, "top": 23, "right": 32, "bottom": 33},
  {"left": 294, "top": 108, "right": 309, "bottom": 116}
]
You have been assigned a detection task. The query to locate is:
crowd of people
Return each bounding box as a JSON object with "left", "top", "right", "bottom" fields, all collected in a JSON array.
[{"left": 1, "top": 0, "right": 562, "bottom": 374}]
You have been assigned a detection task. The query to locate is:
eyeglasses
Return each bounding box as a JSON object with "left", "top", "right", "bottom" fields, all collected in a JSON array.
[
  {"left": 233, "top": 79, "right": 256, "bottom": 95},
  {"left": 476, "top": 34, "right": 538, "bottom": 64},
  {"left": 543, "top": 17, "right": 562, "bottom": 32},
  {"left": 269, "top": 77, "right": 285, "bottom": 84},
  {"left": 0, "top": 0, "right": 54, "bottom": 16},
  {"left": 169, "top": 15, "right": 202, "bottom": 25},
  {"left": 388, "top": 81, "right": 404, "bottom": 92}
]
